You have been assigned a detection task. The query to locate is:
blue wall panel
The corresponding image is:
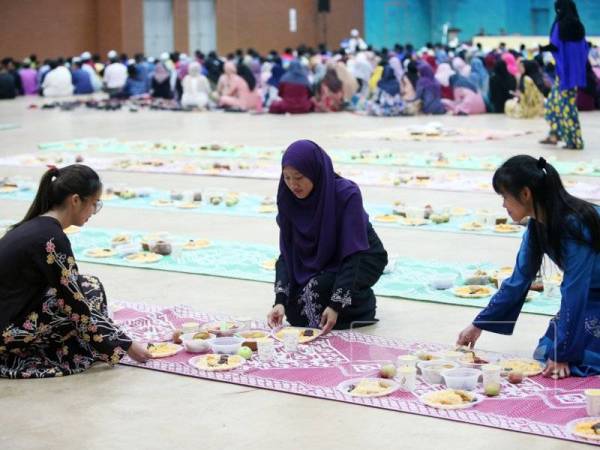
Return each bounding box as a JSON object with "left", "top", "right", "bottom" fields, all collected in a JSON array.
[{"left": 364, "top": 0, "right": 599, "bottom": 48}]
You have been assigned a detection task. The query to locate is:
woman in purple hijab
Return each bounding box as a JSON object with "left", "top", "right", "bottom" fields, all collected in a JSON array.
[
  {"left": 539, "top": 0, "right": 589, "bottom": 149},
  {"left": 267, "top": 140, "right": 388, "bottom": 334},
  {"left": 414, "top": 64, "right": 446, "bottom": 115}
]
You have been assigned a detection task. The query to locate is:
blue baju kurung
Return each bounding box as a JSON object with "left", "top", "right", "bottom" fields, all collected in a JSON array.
[{"left": 473, "top": 212, "right": 600, "bottom": 376}]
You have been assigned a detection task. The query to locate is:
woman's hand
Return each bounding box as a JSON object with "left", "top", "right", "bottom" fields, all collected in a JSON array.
[
  {"left": 267, "top": 304, "right": 285, "bottom": 329},
  {"left": 319, "top": 307, "right": 338, "bottom": 335},
  {"left": 127, "top": 341, "right": 152, "bottom": 363},
  {"left": 456, "top": 324, "right": 482, "bottom": 348},
  {"left": 542, "top": 359, "right": 571, "bottom": 379}
]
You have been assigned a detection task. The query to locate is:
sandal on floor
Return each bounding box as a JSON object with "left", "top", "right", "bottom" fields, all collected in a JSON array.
[{"left": 539, "top": 137, "right": 558, "bottom": 145}]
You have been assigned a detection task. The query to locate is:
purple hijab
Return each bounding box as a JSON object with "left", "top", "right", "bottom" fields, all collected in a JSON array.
[{"left": 277, "top": 140, "right": 369, "bottom": 291}]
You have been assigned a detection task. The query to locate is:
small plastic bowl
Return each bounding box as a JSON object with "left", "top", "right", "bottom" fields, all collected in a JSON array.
[
  {"left": 417, "top": 360, "right": 460, "bottom": 384},
  {"left": 430, "top": 278, "right": 456, "bottom": 290},
  {"left": 210, "top": 337, "right": 245, "bottom": 354},
  {"left": 441, "top": 367, "right": 482, "bottom": 391},
  {"left": 181, "top": 332, "right": 215, "bottom": 353}
]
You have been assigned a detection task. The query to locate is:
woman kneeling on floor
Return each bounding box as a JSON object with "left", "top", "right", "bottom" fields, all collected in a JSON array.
[
  {"left": 457, "top": 156, "right": 600, "bottom": 378},
  {"left": 267, "top": 140, "right": 388, "bottom": 335},
  {"left": 0, "top": 165, "right": 150, "bottom": 379}
]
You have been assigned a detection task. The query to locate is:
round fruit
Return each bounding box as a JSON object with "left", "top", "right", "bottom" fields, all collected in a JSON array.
[
  {"left": 484, "top": 382, "right": 501, "bottom": 397},
  {"left": 379, "top": 363, "right": 397, "bottom": 379},
  {"left": 238, "top": 346, "right": 253, "bottom": 360},
  {"left": 508, "top": 371, "right": 523, "bottom": 384}
]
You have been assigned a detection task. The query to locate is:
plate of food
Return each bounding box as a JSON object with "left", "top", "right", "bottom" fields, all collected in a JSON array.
[
  {"left": 450, "top": 207, "right": 471, "bottom": 217},
  {"left": 258, "top": 205, "right": 277, "bottom": 214},
  {"left": 453, "top": 286, "right": 494, "bottom": 299},
  {"left": 374, "top": 215, "right": 398, "bottom": 223},
  {"left": 182, "top": 239, "right": 211, "bottom": 250},
  {"left": 400, "top": 218, "right": 429, "bottom": 227},
  {"left": 202, "top": 321, "right": 242, "bottom": 337},
  {"left": 497, "top": 358, "right": 544, "bottom": 377},
  {"left": 150, "top": 199, "right": 174, "bottom": 207},
  {"left": 177, "top": 202, "right": 201, "bottom": 209},
  {"left": 125, "top": 252, "right": 163, "bottom": 264},
  {"left": 337, "top": 378, "right": 400, "bottom": 398},
  {"left": 260, "top": 259, "right": 277, "bottom": 271},
  {"left": 189, "top": 354, "right": 245, "bottom": 371},
  {"left": 236, "top": 329, "right": 270, "bottom": 351},
  {"left": 420, "top": 389, "right": 484, "bottom": 410},
  {"left": 456, "top": 347, "right": 498, "bottom": 368},
  {"left": 85, "top": 248, "right": 117, "bottom": 258},
  {"left": 494, "top": 224, "right": 521, "bottom": 234},
  {"left": 460, "top": 222, "right": 485, "bottom": 231},
  {"left": 63, "top": 225, "right": 80, "bottom": 235},
  {"left": 111, "top": 234, "right": 131, "bottom": 247},
  {"left": 147, "top": 342, "right": 183, "bottom": 358},
  {"left": 273, "top": 327, "right": 321, "bottom": 344},
  {"left": 413, "top": 351, "right": 442, "bottom": 362},
  {"left": 566, "top": 417, "right": 600, "bottom": 441}
]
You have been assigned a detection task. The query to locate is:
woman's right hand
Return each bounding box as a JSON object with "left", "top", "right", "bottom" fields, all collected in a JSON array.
[
  {"left": 127, "top": 341, "right": 152, "bottom": 363},
  {"left": 267, "top": 304, "right": 285, "bottom": 328},
  {"left": 456, "top": 324, "right": 482, "bottom": 348}
]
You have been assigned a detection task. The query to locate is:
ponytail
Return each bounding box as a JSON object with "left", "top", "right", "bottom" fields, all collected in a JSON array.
[
  {"left": 12, "top": 164, "right": 102, "bottom": 229},
  {"left": 493, "top": 155, "right": 600, "bottom": 268}
]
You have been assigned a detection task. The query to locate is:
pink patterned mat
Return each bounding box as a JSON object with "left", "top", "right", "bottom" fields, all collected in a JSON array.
[{"left": 113, "top": 302, "right": 600, "bottom": 445}]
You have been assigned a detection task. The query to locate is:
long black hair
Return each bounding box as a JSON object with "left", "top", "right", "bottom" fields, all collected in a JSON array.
[
  {"left": 492, "top": 155, "right": 600, "bottom": 268},
  {"left": 13, "top": 164, "right": 102, "bottom": 228},
  {"left": 554, "top": 0, "right": 586, "bottom": 42},
  {"left": 520, "top": 60, "right": 549, "bottom": 96}
]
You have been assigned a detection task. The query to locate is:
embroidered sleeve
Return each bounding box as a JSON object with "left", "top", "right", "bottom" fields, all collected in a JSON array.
[
  {"left": 274, "top": 255, "right": 290, "bottom": 306},
  {"left": 34, "top": 234, "right": 131, "bottom": 362}
]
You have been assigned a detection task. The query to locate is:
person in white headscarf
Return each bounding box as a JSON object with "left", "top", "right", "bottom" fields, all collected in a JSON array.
[
  {"left": 347, "top": 29, "right": 368, "bottom": 54},
  {"left": 349, "top": 52, "right": 373, "bottom": 103},
  {"left": 181, "top": 62, "right": 211, "bottom": 109},
  {"left": 103, "top": 50, "right": 127, "bottom": 94}
]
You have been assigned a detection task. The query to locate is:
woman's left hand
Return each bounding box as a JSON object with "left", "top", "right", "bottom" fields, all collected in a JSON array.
[
  {"left": 542, "top": 359, "right": 571, "bottom": 379},
  {"left": 319, "top": 307, "right": 338, "bottom": 335}
]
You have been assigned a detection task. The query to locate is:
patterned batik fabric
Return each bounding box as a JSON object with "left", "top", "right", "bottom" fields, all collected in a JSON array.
[
  {"left": 545, "top": 78, "right": 584, "bottom": 149},
  {"left": 0, "top": 275, "right": 130, "bottom": 379}
]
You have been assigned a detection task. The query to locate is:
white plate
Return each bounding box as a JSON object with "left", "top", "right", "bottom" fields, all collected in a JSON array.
[
  {"left": 566, "top": 417, "right": 600, "bottom": 441},
  {"left": 420, "top": 390, "right": 484, "bottom": 410},
  {"left": 147, "top": 342, "right": 183, "bottom": 358},
  {"left": 188, "top": 354, "right": 246, "bottom": 372},
  {"left": 337, "top": 378, "right": 400, "bottom": 398}
]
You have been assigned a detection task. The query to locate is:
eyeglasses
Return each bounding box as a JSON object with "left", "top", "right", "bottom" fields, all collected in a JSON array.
[{"left": 93, "top": 199, "right": 103, "bottom": 215}]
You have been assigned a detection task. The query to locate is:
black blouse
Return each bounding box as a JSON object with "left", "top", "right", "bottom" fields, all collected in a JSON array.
[{"left": 0, "top": 216, "right": 130, "bottom": 353}]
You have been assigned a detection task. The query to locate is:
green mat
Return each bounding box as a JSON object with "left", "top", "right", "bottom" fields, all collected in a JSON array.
[
  {"left": 0, "top": 186, "right": 524, "bottom": 239},
  {"left": 0, "top": 123, "right": 19, "bottom": 131},
  {"left": 38, "top": 138, "right": 600, "bottom": 177},
  {"left": 63, "top": 226, "right": 559, "bottom": 316}
]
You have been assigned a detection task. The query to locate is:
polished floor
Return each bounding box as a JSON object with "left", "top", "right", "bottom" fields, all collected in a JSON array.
[{"left": 1, "top": 97, "right": 599, "bottom": 450}]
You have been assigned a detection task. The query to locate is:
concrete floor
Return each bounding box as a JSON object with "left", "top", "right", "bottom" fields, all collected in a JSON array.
[{"left": 1, "top": 97, "right": 599, "bottom": 450}]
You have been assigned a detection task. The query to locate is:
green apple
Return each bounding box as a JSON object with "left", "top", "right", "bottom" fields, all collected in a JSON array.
[{"left": 238, "top": 346, "right": 253, "bottom": 360}]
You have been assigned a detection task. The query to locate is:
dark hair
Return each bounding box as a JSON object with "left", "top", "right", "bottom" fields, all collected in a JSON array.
[
  {"left": 492, "top": 155, "right": 600, "bottom": 268},
  {"left": 13, "top": 164, "right": 102, "bottom": 228}
]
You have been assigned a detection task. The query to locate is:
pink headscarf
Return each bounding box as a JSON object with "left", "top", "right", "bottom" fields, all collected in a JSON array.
[
  {"left": 435, "top": 63, "right": 455, "bottom": 87},
  {"left": 452, "top": 57, "right": 471, "bottom": 77},
  {"left": 501, "top": 53, "right": 519, "bottom": 77}
]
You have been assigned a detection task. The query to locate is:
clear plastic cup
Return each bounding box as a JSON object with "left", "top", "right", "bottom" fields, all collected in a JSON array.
[
  {"left": 257, "top": 338, "right": 275, "bottom": 361},
  {"left": 282, "top": 329, "right": 299, "bottom": 352},
  {"left": 397, "top": 366, "right": 417, "bottom": 392},
  {"left": 586, "top": 389, "right": 600, "bottom": 416},
  {"left": 396, "top": 354, "right": 419, "bottom": 368}
]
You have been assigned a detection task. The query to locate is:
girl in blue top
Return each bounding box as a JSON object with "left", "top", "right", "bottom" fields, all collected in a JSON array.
[{"left": 457, "top": 155, "right": 600, "bottom": 379}]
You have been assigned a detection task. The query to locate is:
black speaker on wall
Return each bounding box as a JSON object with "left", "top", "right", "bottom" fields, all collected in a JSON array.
[{"left": 318, "top": 0, "right": 330, "bottom": 12}]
